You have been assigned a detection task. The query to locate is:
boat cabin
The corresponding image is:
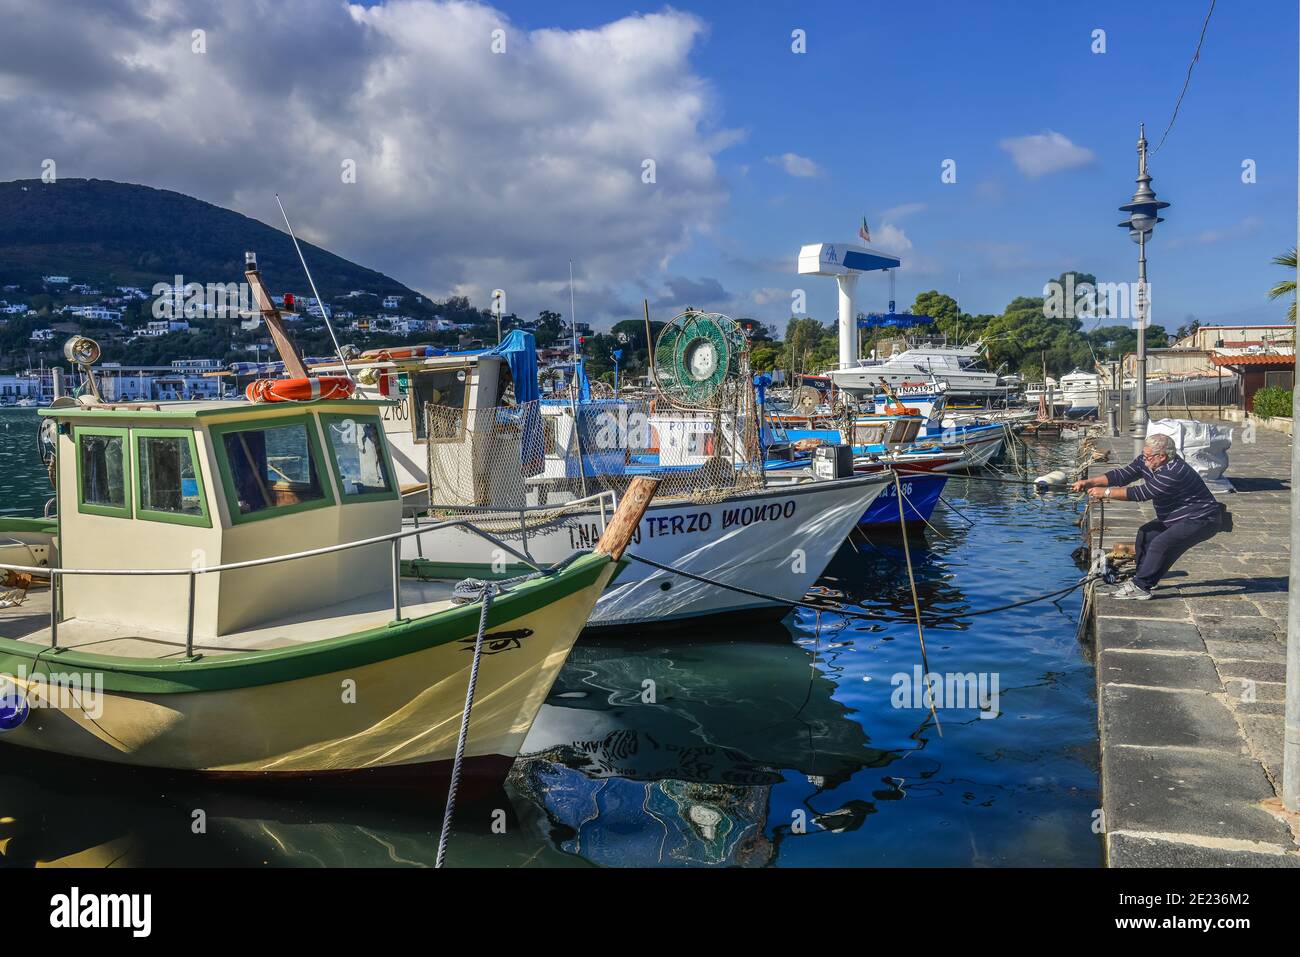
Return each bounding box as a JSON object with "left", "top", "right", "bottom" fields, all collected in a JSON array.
[
  {"left": 44, "top": 397, "right": 401, "bottom": 638},
  {"left": 314, "top": 346, "right": 523, "bottom": 508}
]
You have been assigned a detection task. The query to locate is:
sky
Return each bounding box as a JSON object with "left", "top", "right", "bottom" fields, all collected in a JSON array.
[{"left": 0, "top": 0, "right": 1294, "bottom": 333}]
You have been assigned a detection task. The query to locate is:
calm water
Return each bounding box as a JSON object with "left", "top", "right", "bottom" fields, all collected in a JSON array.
[{"left": 0, "top": 408, "right": 1099, "bottom": 867}]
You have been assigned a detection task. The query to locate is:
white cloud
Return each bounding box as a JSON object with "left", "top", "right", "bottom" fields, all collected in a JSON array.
[
  {"left": 871, "top": 222, "right": 914, "bottom": 256},
  {"left": 880, "top": 202, "right": 926, "bottom": 221},
  {"left": 1166, "top": 216, "right": 1264, "bottom": 249},
  {"left": 998, "top": 131, "right": 1096, "bottom": 177},
  {"left": 0, "top": 0, "right": 740, "bottom": 323},
  {"left": 750, "top": 287, "right": 789, "bottom": 306},
  {"left": 766, "top": 152, "right": 824, "bottom": 178}
]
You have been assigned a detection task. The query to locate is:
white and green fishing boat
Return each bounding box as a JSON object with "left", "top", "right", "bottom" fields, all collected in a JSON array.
[{"left": 0, "top": 390, "right": 654, "bottom": 784}]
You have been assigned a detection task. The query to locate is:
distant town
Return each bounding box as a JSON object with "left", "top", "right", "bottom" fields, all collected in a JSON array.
[{"left": 0, "top": 272, "right": 605, "bottom": 405}]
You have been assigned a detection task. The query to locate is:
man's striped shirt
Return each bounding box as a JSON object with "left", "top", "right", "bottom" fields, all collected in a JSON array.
[{"left": 1104, "top": 455, "right": 1221, "bottom": 525}]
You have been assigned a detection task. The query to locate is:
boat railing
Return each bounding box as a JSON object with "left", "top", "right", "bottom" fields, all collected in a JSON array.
[
  {"left": 0, "top": 488, "right": 619, "bottom": 658},
  {"left": 403, "top": 489, "right": 617, "bottom": 559}
]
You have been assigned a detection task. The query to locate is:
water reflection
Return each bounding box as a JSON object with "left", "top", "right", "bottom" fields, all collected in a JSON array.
[
  {"left": 508, "top": 625, "right": 911, "bottom": 867},
  {"left": 0, "top": 748, "right": 565, "bottom": 868}
]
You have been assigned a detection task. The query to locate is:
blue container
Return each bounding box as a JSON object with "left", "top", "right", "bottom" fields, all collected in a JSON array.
[{"left": 859, "top": 472, "right": 949, "bottom": 527}]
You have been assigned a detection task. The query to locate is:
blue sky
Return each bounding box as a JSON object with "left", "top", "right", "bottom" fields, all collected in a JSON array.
[{"left": 501, "top": 0, "right": 1297, "bottom": 331}]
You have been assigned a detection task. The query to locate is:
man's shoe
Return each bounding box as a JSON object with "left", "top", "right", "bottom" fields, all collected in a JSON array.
[{"left": 1111, "top": 581, "right": 1152, "bottom": 601}]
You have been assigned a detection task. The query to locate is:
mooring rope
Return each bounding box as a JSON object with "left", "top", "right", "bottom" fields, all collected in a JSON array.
[
  {"left": 435, "top": 579, "right": 496, "bottom": 869},
  {"left": 623, "top": 553, "right": 1092, "bottom": 625},
  {"left": 893, "top": 472, "right": 941, "bottom": 730}
]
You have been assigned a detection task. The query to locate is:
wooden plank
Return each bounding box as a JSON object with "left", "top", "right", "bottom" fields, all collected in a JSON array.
[
  {"left": 245, "top": 262, "right": 309, "bottom": 379},
  {"left": 595, "top": 477, "right": 659, "bottom": 561}
]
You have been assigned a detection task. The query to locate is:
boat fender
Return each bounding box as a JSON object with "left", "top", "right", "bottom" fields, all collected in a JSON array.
[
  {"left": 1034, "top": 469, "right": 1069, "bottom": 491},
  {"left": 0, "top": 677, "right": 29, "bottom": 732}
]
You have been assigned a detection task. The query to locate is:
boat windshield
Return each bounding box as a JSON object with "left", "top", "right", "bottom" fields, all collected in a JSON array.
[{"left": 222, "top": 421, "right": 326, "bottom": 514}]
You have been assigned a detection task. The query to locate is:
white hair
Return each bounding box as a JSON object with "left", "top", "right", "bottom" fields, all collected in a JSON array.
[{"left": 1144, "top": 434, "right": 1178, "bottom": 458}]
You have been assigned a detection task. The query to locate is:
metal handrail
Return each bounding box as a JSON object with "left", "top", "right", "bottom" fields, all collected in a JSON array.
[
  {"left": 0, "top": 514, "right": 545, "bottom": 578},
  {"left": 0, "top": 514, "right": 582, "bottom": 657},
  {"left": 7, "top": 489, "right": 622, "bottom": 656}
]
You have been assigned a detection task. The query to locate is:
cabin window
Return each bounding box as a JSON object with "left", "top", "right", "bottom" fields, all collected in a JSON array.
[
  {"left": 76, "top": 427, "right": 131, "bottom": 518},
  {"left": 410, "top": 368, "right": 469, "bottom": 442},
  {"left": 321, "top": 414, "right": 397, "bottom": 501},
  {"left": 211, "top": 416, "right": 334, "bottom": 524},
  {"left": 134, "top": 429, "right": 210, "bottom": 527}
]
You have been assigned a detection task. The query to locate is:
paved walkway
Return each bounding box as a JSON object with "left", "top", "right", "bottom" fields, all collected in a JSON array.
[{"left": 1085, "top": 421, "right": 1300, "bottom": 866}]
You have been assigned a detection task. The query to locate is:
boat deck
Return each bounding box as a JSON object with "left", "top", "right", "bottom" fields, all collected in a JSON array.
[{"left": 0, "top": 577, "right": 459, "bottom": 660}]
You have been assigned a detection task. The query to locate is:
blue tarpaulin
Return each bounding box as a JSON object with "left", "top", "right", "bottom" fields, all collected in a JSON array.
[
  {"left": 484, "top": 330, "right": 543, "bottom": 476},
  {"left": 487, "top": 330, "right": 540, "bottom": 405}
]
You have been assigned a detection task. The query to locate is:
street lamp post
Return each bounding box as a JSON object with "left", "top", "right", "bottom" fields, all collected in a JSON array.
[{"left": 1118, "top": 123, "right": 1170, "bottom": 456}]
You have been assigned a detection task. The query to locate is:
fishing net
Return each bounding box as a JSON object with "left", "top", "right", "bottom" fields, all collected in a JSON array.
[{"left": 420, "top": 376, "right": 765, "bottom": 540}]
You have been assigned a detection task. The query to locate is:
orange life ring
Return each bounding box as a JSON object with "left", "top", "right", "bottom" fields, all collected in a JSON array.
[{"left": 246, "top": 377, "right": 356, "bottom": 403}]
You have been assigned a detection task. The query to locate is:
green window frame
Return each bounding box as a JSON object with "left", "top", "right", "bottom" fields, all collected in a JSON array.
[
  {"left": 319, "top": 413, "right": 400, "bottom": 504},
  {"left": 131, "top": 427, "right": 212, "bottom": 528},
  {"left": 209, "top": 414, "right": 336, "bottom": 526},
  {"left": 75, "top": 425, "right": 132, "bottom": 519}
]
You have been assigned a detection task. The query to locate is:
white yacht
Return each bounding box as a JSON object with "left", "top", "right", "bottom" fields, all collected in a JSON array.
[
  {"left": 1059, "top": 368, "right": 1100, "bottom": 417},
  {"left": 829, "top": 338, "right": 1003, "bottom": 398}
]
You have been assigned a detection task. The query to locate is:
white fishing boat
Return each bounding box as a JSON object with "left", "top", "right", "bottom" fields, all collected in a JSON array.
[{"left": 313, "top": 313, "right": 894, "bottom": 629}]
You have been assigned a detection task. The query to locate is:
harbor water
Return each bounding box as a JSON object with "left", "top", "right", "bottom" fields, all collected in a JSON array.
[{"left": 0, "top": 408, "right": 1100, "bottom": 867}]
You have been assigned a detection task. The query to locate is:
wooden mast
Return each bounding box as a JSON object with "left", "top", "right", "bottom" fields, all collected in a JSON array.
[{"left": 244, "top": 251, "right": 308, "bottom": 379}]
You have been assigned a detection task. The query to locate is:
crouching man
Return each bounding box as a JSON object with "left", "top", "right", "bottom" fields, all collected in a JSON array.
[{"left": 1071, "top": 433, "right": 1222, "bottom": 600}]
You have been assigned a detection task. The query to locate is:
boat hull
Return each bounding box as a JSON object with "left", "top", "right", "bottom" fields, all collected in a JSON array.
[
  {"left": 406, "top": 475, "right": 890, "bottom": 628},
  {"left": 0, "top": 554, "right": 614, "bottom": 775},
  {"left": 858, "top": 472, "right": 948, "bottom": 526}
]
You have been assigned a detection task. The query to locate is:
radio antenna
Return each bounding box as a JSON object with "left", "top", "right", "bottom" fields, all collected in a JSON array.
[
  {"left": 275, "top": 194, "right": 353, "bottom": 382},
  {"left": 568, "top": 260, "right": 578, "bottom": 358}
]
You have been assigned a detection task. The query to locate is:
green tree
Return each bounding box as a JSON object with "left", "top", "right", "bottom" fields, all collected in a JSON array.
[
  {"left": 783, "top": 317, "right": 827, "bottom": 374},
  {"left": 911, "top": 291, "right": 960, "bottom": 337},
  {"left": 1268, "top": 247, "right": 1297, "bottom": 323}
]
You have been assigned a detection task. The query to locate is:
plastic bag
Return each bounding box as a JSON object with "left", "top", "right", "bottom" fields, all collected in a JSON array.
[{"left": 1147, "top": 418, "right": 1234, "bottom": 493}]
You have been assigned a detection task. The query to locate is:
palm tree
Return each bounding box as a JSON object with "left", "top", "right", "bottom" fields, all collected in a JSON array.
[{"left": 1267, "top": 247, "right": 1297, "bottom": 323}]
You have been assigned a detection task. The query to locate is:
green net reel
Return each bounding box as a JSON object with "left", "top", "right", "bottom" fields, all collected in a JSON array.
[{"left": 652, "top": 311, "right": 746, "bottom": 407}]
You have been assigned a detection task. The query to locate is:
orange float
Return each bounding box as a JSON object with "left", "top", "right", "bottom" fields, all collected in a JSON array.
[{"left": 245, "top": 377, "right": 356, "bottom": 403}]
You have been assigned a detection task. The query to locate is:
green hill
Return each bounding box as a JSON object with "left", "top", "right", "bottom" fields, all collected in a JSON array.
[{"left": 0, "top": 178, "right": 418, "bottom": 299}]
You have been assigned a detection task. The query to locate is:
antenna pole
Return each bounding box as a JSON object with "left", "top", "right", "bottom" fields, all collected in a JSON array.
[
  {"left": 275, "top": 194, "right": 353, "bottom": 382},
  {"left": 643, "top": 299, "right": 654, "bottom": 379},
  {"left": 568, "top": 260, "right": 578, "bottom": 358}
]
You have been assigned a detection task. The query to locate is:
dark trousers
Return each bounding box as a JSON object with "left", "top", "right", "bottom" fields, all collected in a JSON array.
[{"left": 1133, "top": 516, "right": 1220, "bottom": 590}]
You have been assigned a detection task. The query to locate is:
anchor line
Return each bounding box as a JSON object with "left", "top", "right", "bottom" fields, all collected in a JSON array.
[
  {"left": 623, "top": 553, "right": 1092, "bottom": 625},
  {"left": 436, "top": 579, "right": 496, "bottom": 869}
]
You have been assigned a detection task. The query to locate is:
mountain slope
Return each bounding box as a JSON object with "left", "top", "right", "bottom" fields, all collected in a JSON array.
[{"left": 0, "top": 178, "right": 417, "bottom": 299}]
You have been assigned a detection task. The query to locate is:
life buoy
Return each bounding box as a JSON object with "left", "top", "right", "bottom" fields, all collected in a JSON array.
[{"left": 246, "top": 377, "right": 355, "bottom": 403}]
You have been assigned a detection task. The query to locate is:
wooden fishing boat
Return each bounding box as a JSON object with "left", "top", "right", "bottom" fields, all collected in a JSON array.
[{"left": 0, "top": 392, "right": 655, "bottom": 780}]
